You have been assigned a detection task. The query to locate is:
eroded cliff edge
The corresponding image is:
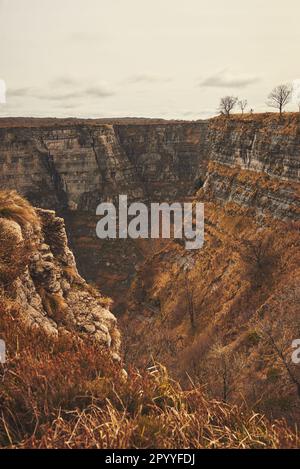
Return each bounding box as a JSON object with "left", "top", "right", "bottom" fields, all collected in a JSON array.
[
  {"left": 0, "top": 114, "right": 299, "bottom": 218},
  {"left": 203, "top": 115, "right": 300, "bottom": 220},
  {"left": 0, "top": 120, "right": 208, "bottom": 210},
  {"left": 0, "top": 191, "right": 121, "bottom": 360}
]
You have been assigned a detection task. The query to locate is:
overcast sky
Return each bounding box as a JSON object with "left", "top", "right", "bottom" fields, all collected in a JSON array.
[{"left": 0, "top": 0, "right": 299, "bottom": 119}]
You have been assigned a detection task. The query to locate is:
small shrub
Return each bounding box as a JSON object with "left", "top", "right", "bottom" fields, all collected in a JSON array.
[
  {"left": 267, "top": 367, "right": 281, "bottom": 383},
  {"left": 37, "top": 287, "right": 68, "bottom": 321},
  {"left": 245, "top": 330, "right": 260, "bottom": 347}
]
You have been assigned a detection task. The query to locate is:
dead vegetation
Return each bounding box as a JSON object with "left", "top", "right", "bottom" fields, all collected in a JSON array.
[
  {"left": 122, "top": 201, "right": 300, "bottom": 423},
  {"left": 0, "top": 300, "right": 298, "bottom": 449},
  {"left": 0, "top": 190, "right": 40, "bottom": 229},
  {"left": 0, "top": 191, "right": 39, "bottom": 288},
  {"left": 0, "top": 188, "right": 299, "bottom": 448},
  {"left": 0, "top": 225, "right": 33, "bottom": 286},
  {"left": 37, "top": 287, "right": 68, "bottom": 322}
]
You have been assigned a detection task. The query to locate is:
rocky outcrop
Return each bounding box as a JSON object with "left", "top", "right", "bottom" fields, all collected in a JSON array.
[
  {"left": 205, "top": 115, "right": 300, "bottom": 181},
  {"left": 201, "top": 115, "right": 300, "bottom": 219},
  {"left": 0, "top": 191, "right": 121, "bottom": 360},
  {"left": 202, "top": 161, "right": 300, "bottom": 220},
  {"left": 115, "top": 122, "right": 208, "bottom": 200}
]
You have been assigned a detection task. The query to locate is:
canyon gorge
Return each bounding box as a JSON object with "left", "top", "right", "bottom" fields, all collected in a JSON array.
[{"left": 0, "top": 113, "right": 300, "bottom": 439}]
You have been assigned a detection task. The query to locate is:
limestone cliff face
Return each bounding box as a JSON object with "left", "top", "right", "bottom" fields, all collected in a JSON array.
[
  {"left": 0, "top": 121, "right": 208, "bottom": 212},
  {"left": 206, "top": 116, "right": 300, "bottom": 180},
  {"left": 0, "top": 115, "right": 299, "bottom": 221},
  {"left": 0, "top": 191, "right": 120, "bottom": 360},
  {"left": 201, "top": 115, "right": 300, "bottom": 220},
  {"left": 1, "top": 115, "right": 299, "bottom": 311},
  {"left": 115, "top": 122, "right": 208, "bottom": 200}
]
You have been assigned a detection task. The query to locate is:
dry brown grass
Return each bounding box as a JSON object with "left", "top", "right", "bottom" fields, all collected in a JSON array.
[
  {"left": 37, "top": 287, "right": 68, "bottom": 321},
  {"left": 0, "top": 191, "right": 41, "bottom": 287},
  {"left": 0, "top": 298, "right": 298, "bottom": 449},
  {"left": 0, "top": 191, "right": 299, "bottom": 448},
  {"left": 0, "top": 229, "right": 32, "bottom": 286},
  {"left": 62, "top": 265, "right": 80, "bottom": 282},
  {"left": 211, "top": 112, "right": 300, "bottom": 129},
  {"left": 0, "top": 190, "right": 40, "bottom": 229},
  {"left": 123, "top": 197, "right": 300, "bottom": 422},
  {"left": 85, "top": 282, "right": 113, "bottom": 308}
]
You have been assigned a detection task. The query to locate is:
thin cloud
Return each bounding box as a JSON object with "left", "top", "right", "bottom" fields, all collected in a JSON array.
[
  {"left": 54, "top": 101, "right": 81, "bottom": 110},
  {"left": 0, "top": 79, "right": 6, "bottom": 103},
  {"left": 182, "top": 109, "right": 215, "bottom": 118},
  {"left": 84, "top": 85, "right": 115, "bottom": 98},
  {"left": 7, "top": 87, "right": 32, "bottom": 98},
  {"left": 199, "top": 71, "right": 261, "bottom": 89},
  {"left": 50, "top": 76, "right": 78, "bottom": 87},
  {"left": 35, "top": 90, "right": 84, "bottom": 101},
  {"left": 7, "top": 83, "right": 115, "bottom": 101},
  {"left": 125, "top": 74, "right": 172, "bottom": 85}
]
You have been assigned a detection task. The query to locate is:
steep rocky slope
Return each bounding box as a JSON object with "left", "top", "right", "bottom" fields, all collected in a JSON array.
[
  {"left": 124, "top": 200, "right": 300, "bottom": 417},
  {"left": 203, "top": 115, "right": 300, "bottom": 220},
  {"left": 119, "top": 115, "right": 300, "bottom": 421},
  {"left": 207, "top": 115, "right": 299, "bottom": 181},
  {"left": 0, "top": 191, "right": 120, "bottom": 360}
]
